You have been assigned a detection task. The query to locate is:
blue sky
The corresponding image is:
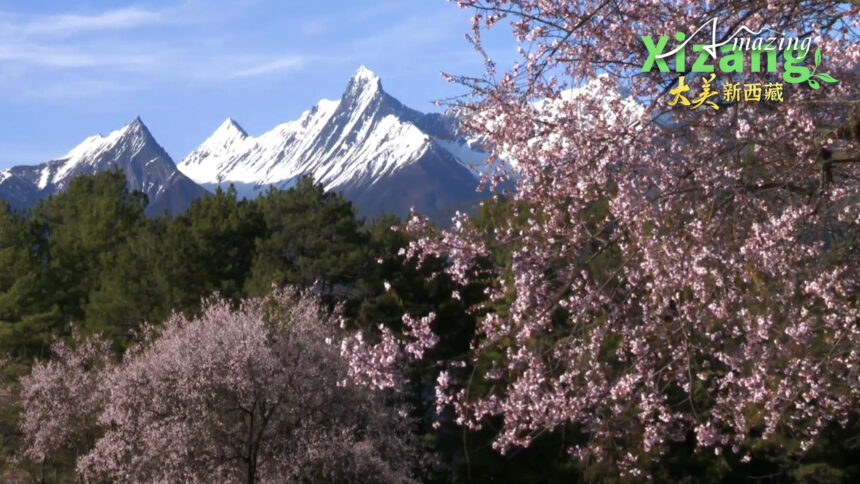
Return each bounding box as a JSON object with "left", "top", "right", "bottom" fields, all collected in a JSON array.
[{"left": 0, "top": 0, "right": 516, "bottom": 169}]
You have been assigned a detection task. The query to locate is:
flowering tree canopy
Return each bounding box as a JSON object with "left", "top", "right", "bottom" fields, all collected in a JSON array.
[
  {"left": 21, "top": 289, "right": 424, "bottom": 483},
  {"left": 346, "top": 0, "right": 860, "bottom": 475}
]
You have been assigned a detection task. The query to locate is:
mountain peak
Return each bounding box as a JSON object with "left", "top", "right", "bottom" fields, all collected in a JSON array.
[
  {"left": 0, "top": 117, "right": 207, "bottom": 215},
  {"left": 216, "top": 118, "right": 248, "bottom": 138},
  {"left": 352, "top": 65, "right": 379, "bottom": 82},
  {"left": 175, "top": 66, "right": 490, "bottom": 221},
  {"left": 122, "top": 116, "right": 152, "bottom": 138},
  {"left": 344, "top": 65, "right": 382, "bottom": 98},
  {"left": 61, "top": 118, "right": 151, "bottom": 163}
]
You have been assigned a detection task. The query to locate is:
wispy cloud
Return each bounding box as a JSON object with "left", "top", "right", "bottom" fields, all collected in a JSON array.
[
  {"left": 0, "top": 43, "right": 157, "bottom": 69},
  {"left": 0, "top": 6, "right": 169, "bottom": 72},
  {"left": 228, "top": 56, "right": 308, "bottom": 79},
  {"left": 0, "top": 4, "right": 314, "bottom": 80},
  {"left": 13, "top": 7, "right": 165, "bottom": 36},
  {"left": 18, "top": 78, "right": 138, "bottom": 101}
]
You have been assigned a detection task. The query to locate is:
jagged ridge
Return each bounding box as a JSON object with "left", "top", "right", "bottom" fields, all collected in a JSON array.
[
  {"left": 0, "top": 118, "right": 207, "bottom": 215},
  {"left": 178, "top": 65, "right": 493, "bottom": 219}
]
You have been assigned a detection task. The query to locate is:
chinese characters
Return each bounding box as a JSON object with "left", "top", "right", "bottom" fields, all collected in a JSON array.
[{"left": 669, "top": 76, "right": 784, "bottom": 109}]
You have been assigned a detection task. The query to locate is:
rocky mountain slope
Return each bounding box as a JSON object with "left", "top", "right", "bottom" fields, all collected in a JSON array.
[{"left": 0, "top": 118, "right": 207, "bottom": 215}]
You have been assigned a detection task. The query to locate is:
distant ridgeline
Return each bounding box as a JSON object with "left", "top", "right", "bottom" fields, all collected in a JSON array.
[{"left": 0, "top": 67, "right": 502, "bottom": 222}]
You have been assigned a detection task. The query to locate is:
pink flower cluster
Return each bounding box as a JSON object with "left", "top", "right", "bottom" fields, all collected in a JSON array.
[
  {"left": 348, "top": 0, "right": 860, "bottom": 475},
  {"left": 20, "top": 289, "right": 423, "bottom": 482}
]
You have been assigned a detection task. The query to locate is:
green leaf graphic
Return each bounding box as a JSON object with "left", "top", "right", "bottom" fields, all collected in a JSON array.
[
  {"left": 808, "top": 78, "right": 820, "bottom": 89},
  {"left": 814, "top": 46, "right": 821, "bottom": 67},
  {"left": 815, "top": 73, "right": 838, "bottom": 83}
]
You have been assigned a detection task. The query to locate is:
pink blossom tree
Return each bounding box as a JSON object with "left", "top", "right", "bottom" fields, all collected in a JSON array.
[
  {"left": 19, "top": 333, "right": 111, "bottom": 467},
  {"left": 346, "top": 0, "right": 860, "bottom": 476},
  {"left": 21, "top": 289, "right": 424, "bottom": 483}
]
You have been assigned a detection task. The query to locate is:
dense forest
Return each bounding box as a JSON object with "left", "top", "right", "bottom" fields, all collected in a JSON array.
[
  {"left": 0, "top": 168, "right": 858, "bottom": 482},
  {"left": 0, "top": 170, "right": 589, "bottom": 482},
  {"left": 0, "top": 170, "right": 445, "bottom": 481}
]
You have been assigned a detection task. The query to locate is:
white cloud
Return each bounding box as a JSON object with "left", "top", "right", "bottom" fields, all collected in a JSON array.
[
  {"left": 0, "top": 43, "right": 157, "bottom": 69},
  {"left": 228, "top": 56, "right": 308, "bottom": 79},
  {"left": 18, "top": 78, "right": 138, "bottom": 101},
  {"left": 0, "top": 5, "right": 314, "bottom": 81},
  {"left": 0, "top": 6, "right": 169, "bottom": 71},
  {"left": 0, "top": 1, "right": 452, "bottom": 96},
  {"left": 24, "top": 7, "right": 162, "bottom": 35},
  {"left": 4, "top": 7, "right": 165, "bottom": 36}
]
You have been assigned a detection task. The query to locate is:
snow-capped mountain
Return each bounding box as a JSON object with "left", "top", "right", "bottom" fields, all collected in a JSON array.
[
  {"left": 0, "top": 67, "right": 496, "bottom": 221},
  {"left": 0, "top": 118, "right": 207, "bottom": 215},
  {"left": 179, "top": 66, "right": 492, "bottom": 219}
]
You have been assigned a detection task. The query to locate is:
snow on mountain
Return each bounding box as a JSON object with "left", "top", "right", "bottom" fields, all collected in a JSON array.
[
  {"left": 0, "top": 117, "right": 207, "bottom": 215},
  {"left": 1, "top": 67, "right": 501, "bottom": 220},
  {"left": 179, "top": 66, "right": 490, "bottom": 219},
  {"left": 532, "top": 75, "right": 644, "bottom": 125},
  {"left": 434, "top": 137, "right": 500, "bottom": 178}
]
